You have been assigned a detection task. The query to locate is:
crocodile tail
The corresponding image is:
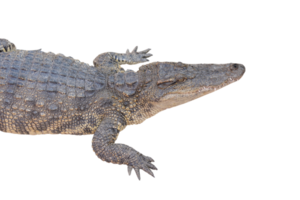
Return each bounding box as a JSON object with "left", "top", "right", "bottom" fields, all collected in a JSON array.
[{"left": 0, "top": 39, "right": 16, "bottom": 53}]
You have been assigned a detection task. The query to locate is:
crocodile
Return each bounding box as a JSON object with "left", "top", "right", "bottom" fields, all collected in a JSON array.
[{"left": 0, "top": 38, "right": 245, "bottom": 180}]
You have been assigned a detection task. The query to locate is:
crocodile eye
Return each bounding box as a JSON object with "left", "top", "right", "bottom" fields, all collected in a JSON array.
[
  {"left": 157, "top": 78, "right": 176, "bottom": 88},
  {"left": 178, "top": 77, "right": 186, "bottom": 82}
]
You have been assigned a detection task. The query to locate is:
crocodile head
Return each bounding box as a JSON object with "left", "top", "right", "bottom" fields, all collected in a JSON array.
[
  {"left": 0, "top": 37, "right": 17, "bottom": 52},
  {"left": 136, "top": 62, "right": 245, "bottom": 121}
]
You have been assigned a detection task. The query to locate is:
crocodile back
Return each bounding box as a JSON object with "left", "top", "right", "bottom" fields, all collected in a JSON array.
[{"left": 0, "top": 50, "right": 106, "bottom": 134}]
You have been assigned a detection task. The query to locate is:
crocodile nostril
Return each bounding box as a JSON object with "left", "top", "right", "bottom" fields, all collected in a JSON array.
[{"left": 230, "top": 63, "right": 239, "bottom": 70}]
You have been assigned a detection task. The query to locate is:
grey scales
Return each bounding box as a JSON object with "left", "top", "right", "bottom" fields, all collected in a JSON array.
[{"left": 0, "top": 38, "right": 245, "bottom": 180}]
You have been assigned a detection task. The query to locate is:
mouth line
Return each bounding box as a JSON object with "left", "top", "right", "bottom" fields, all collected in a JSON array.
[{"left": 169, "top": 77, "right": 240, "bottom": 96}]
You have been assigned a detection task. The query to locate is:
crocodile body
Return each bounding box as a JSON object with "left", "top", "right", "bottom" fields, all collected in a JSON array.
[{"left": 0, "top": 39, "right": 245, "bottom": 180}]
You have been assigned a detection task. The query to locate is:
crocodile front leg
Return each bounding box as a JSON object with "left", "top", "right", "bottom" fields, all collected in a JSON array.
[
  {"left": 111, "top": 45, "right": 152, "bottom": 66},
  {"left": 93, "top": 45, "right": 152, "bottom": 70},
  {"left": 92, "top": 115, "right": 157, "bottom": 180},
  {"left": 0, "top": 39, "right": 16, "bottom": 53}
]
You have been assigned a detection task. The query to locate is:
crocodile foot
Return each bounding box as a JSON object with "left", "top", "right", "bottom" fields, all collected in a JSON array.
[
  {"left": 0, "top": 39, "right": 16, "bottom": 52},
  {"left": 121, "top": 46, "right": 152, "bottom": 64},
  {"left": 127, "top": 153, "right": 157, "bottom": 180}
]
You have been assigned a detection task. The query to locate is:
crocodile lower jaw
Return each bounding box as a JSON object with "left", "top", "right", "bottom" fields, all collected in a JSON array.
[{"left": 166, "top": 77, "right": 239, "bottom": 99}]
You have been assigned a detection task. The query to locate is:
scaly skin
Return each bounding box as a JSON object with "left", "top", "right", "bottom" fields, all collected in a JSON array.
[{"left": 0, "top": 39, "right": 245, "bottom": 180}]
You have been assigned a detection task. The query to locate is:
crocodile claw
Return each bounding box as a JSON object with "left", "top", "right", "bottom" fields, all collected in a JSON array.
[
  {"left": 112, "top": 45, "right": 153, "bottom": 65},
  {"left": 127, "top": 153, "right": 157, "bottom": 180}
]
